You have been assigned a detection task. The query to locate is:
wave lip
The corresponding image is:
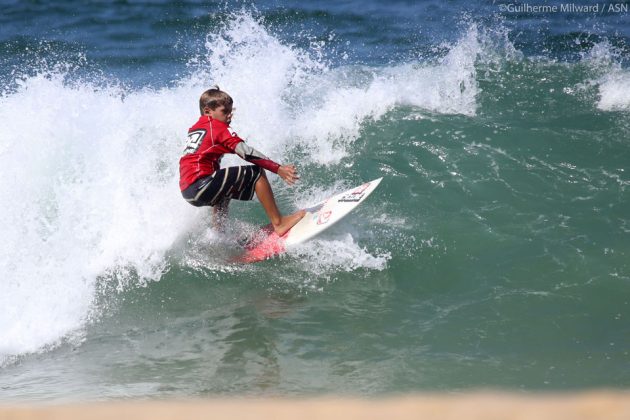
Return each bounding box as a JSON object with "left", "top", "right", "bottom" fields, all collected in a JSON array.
[{"left": 187, "top": 14, "right": 487, "bottom": 167}]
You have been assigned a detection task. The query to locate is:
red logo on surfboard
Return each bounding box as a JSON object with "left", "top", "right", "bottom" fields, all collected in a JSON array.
[
  {"left": 338, "top": 182, "right": 371, "bottom": 203},
  {"left": 317, "top": 210, "right": 332, "bottom": 225}
]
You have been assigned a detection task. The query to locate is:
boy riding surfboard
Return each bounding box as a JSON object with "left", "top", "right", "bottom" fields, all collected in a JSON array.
[{"left": 179, "top": 86, "right": 305, "bottom": 235}]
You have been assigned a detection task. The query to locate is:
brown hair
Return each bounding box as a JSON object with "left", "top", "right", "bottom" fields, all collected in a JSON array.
[{"left": 199, "top": 85, "right": 233, "bottom": 115}]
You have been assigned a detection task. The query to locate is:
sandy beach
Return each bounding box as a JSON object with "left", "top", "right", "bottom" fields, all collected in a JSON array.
[{"left": 2, "top": 392, "right": 630, "bottom": 420}]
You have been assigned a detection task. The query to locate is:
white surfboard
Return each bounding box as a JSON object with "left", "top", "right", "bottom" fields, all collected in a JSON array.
[{"left": 236, "top": 177, "right": 383, "bottom": 263}]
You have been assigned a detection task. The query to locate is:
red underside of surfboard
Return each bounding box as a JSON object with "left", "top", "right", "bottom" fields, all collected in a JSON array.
[{"left": 235, "top": 224, "right": 288, "bottom": 263}]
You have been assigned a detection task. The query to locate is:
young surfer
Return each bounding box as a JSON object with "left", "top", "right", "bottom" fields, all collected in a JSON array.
[{"left": 179, "top": 86, "right": 305, "bottom": 235}]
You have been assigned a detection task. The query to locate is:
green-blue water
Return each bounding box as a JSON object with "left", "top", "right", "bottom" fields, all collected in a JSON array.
[{"left": 1, "top": 1, "right": 629, "bottom": 402}]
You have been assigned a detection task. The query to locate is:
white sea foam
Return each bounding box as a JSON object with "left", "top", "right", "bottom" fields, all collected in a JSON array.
[
  {"left": 0, "top": 75, "right": 198, "bottom": 364},
  {"left": 597, "top": 71, "right": 630, "bottom": 111},
  {"left": 286, "top": 233, "right": 390, "bottom": 279},
  {"left": 188, "top": 14, "right": 483, "bottom": 166},
  {"left": 580, "top": 41, "right": 630, "bottom": 112},
  {"left": 0, "top": 12, "right": 484, "bottom": 363}
]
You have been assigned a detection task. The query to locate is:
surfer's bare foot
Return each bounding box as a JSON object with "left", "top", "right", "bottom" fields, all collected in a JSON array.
[{"left": 273, "top": 210, "right": 306, "bottom": 236}]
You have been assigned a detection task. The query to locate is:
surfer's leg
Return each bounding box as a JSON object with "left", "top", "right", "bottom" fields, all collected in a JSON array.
[
  {"left": 212, "top": 199, "right": 230, "bottom": 232},
  {"left": 255, "top": 170, "right": 305, "bottom": 236}
]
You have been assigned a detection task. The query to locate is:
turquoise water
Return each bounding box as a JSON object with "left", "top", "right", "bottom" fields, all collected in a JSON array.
[{"left": 1, "top": 1, "right": 629, "bottom": 402}]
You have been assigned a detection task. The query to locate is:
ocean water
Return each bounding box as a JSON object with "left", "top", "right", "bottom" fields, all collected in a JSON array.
[{"left": 1, "top": 0, "right": 629, "bottom": 402}]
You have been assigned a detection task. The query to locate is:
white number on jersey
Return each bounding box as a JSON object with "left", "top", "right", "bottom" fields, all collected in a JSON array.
[{"left": 183, "top": 129, "right": 206, "bottom": 155}]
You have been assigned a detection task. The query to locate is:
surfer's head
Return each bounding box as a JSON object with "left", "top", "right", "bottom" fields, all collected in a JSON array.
[{"left": 199, "top": 86, "right": 234, "bottom": 123}]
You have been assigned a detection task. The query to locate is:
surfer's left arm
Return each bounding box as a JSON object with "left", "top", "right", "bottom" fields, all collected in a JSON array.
[
  {"left": 233, "top": 141, "right": 281, "bottom": 174},
  {"left": 276, "top": 164, "right": 299, "bottom": 185},
  {"left": 234, "top": 141, "right": 300, "bottom": 185},
  {"left": 221, "top": 131, "right": 299, "bottom": 184}
]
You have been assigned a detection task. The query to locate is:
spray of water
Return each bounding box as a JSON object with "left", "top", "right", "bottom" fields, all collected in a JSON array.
[{"left": 0, "top": 11, "right": 486, "bottom": 364}]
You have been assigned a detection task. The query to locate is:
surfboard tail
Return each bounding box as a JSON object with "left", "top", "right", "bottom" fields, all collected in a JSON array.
[{"left": 233, "top": 231, "right": 287, "bottom": 263}]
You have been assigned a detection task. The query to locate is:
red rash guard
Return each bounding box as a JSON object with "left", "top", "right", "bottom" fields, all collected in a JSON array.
[{"left": 179, "top": 115, "right": 281, "bottom": 191}]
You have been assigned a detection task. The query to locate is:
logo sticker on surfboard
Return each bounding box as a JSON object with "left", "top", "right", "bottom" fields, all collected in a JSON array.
[
  {"left": 338, "top": 182, "right": 371, "bottom": 203},
  {"left": 317, "top": 210, "right": 332, "bottom": 225}
]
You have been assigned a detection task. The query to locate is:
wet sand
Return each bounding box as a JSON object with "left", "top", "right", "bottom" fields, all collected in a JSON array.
[{"left": 2, "top": 392, "right": 630, "bottom": 420}]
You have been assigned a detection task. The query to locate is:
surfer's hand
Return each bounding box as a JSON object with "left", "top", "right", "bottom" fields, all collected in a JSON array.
[{"left": 278, "top": 164, "right": 300, "bottom": 186}]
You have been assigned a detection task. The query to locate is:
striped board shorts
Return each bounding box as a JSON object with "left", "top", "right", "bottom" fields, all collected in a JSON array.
[{"left": 181, "top": 165, "right": 262, "bottom": 207}]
